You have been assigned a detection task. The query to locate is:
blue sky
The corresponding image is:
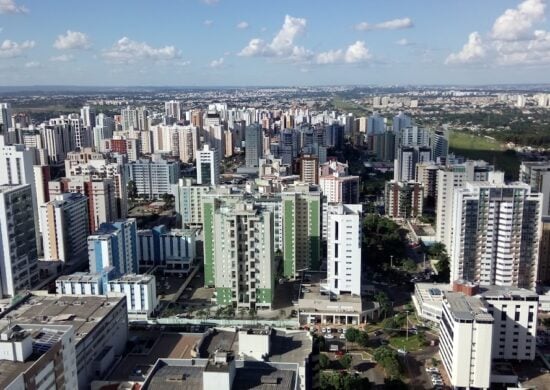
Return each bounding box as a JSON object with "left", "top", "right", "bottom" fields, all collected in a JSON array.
[{"left": 0, "top": 0, "right": 549, "bottom": 86}]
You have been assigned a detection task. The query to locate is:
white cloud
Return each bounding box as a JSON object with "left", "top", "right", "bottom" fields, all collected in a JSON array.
[
  {"left": 204, "top": 19, "right": 213, "bottom": 27},
  {"left": 355, "top": 17, "right": 413, "bottom": 31},
  {"left": 445, "top": 32, "right": 486, "bottom": 64},
  {"left": 201, "top": 0, "right": 219, "bottom": 4},
  {"left": 50, "top": 54, "right": 74, "bottom": 62},
  {"left": 238, "top": 15, "right": 312, "bottom": 61},
  {"left": 0, "top": 0, "right": 28, "bottom": 14},
  {"left": 53, "top": 30, "right": 90, "bottom": 50},
  {"left": 209, "top": 57, "right": 224, "bottom": 68},
  {"left": 316, "top": 41, "right": 372, "bottom": 64},
  {"left": 102, "top": 37, "right": 180, "bottom": 64},
  {"left": 24, "top": 60, "right": 39, "bottom": 68},
  {"left": 0, "top": 39, "right": 34, "bottom": 58},
  {"left": 395, "top": 38, "right": 410, "bottom": 46},
  {"left": 236, "top": 21, "right": 249, "bottom": 29},
  {"left": 491, "top": 0, "right": 545, "bottom": 41}
]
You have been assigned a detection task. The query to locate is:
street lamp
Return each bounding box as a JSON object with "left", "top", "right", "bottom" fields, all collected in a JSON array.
[{"left": 390, "top": 255, "right": 394, "bottom": 269}]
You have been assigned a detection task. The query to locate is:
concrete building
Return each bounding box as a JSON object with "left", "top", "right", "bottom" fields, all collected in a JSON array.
[
  {"left": 55, "top": 271, "right": 108, "bottom": 296},
  {"left": 326, "top": 204, "right": 362, "bottom": 296},
  {"left": 1, "top": 293, "right": 128, "bottom": 389},
  {"left": 0, "top": 322, "right": 78, "bottom": 390},
  {"left": 415, "top": 161, "right": 439, "bottom": 201},
  {"left": 107, "top": 274, "right": 158, "bottom": 320},
  {"left": 259, "top": 155, "right": 290, "bottom": 180},
  {"left": 202, "top": 199, "right": 274, "bottom": 309},
  {"left": 39, "top": 192, "right": 89, "bottom": 263},
  {"left": 299, "top": 154, "right": 319, "bottom": 185},
  {"left": 281, "top": 183, "right": 321, "bottom": 278},
  {"left": 173, "top": 178, "right": 211, "bottom": 227},
  {"left": 0, "top": 184, "right": 39, "bottom": 298},
  {"left": 394, "top": 145, "right": 432, "bottom": 182},
  {"left": 440, "top": 291, "right": 494, "bottom": 389},
  {"left": 384, "top": 180, "right": 424, "bottom": 219},
  {"left": 196, "top": 144, "right": 219, "bottom": 186},
  {"left": 450, "top": 175, "right": 541, "bottom": 289},
  {"left": 519, "top": 160, "right": 550, "bottom": 216},
  {"left": 435, "top": 160, "right": 494, "bottom": 250},
  {"left": 412, "top": 283, "right": 452, "bottom": 322},
  {"left": 125, "top": 158, "right": 180, "bottom": 199},
  {"left": 137, "top": 225, "right": 196, "bottom": 274},
  {"left": 319, "top": 167, "right": 359, "bottom": 204},
  {"left": 88, "top": 219, "right": 138, "bottom": 276},
  {"left": 538, "top": 216, "right": 550, "bottom": 284},
  {"left": 245, "top": 123, "right": 263, "bottom": 168}
]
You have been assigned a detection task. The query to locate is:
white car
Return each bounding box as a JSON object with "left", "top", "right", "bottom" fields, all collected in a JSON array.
[
  {"left": 425, "top": 367, "right": 439, "bottom": 373},
  {"left": 397, "top": 349, "right": 408, "bottom": 355},
  {"left": 339, "top": 334, "right": 346, "bottom": 339},
  {"left": 321, "top": 328, "right": 327, "bottom": 333},
  {"left": 325, "top": 334, "right": 335, "bottom": 339}
]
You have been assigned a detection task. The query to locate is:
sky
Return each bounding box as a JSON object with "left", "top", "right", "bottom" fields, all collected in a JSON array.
[{"left": 0, "top": 0, "right": 550, "bottom": 86}]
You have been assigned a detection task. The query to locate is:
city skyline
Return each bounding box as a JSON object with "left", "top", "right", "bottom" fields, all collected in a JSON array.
[{"left": 0, "top": 0, "right": 549, "bottom": 86}]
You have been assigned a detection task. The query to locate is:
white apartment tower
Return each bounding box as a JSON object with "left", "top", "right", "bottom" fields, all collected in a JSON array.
[
  {"left": 326, "top": 204, "right": 362, "bottom": 296},
  {"left": 450, "top": 174, "right": 541, "bottom": 289},
  {"left": 196, "top": 144, "right": 219, "bottom": 186}
]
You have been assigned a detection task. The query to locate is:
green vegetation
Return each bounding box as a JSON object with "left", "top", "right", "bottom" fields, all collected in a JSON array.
[
  {"left": 363, "top": 215, "right": 408, "bottom": 269},
  {"left": 449, "top": 130, "right": 520, "bottom": 180},
  {"left": 389, "top": 333, "right": 426, "bottom": 352},
  {"left": 331, "top": 96, "right": 369, "bottom": 116},
  {"left": 345, "top": 328, "right": 369, "bottom": 347},
  {"left": 320, "top": 371, "right": 371, "bottom": 390},
  {"left": 319, "top": 353, "right": 330, "bottom": 369},
  {"left": 373, "top": 346, "right": 401, "bottom": 379},
  {"left": 429, "top": 243, "right": 450, "bottom": 283}
]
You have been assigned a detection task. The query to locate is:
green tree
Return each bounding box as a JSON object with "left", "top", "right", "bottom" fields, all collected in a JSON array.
[
  {"left": 127, "top": 180, "right": 138, "bottom": 200},
  {"left": 435, "top": 256, "right": 450, "bottom": 283},
  {"left": 375, "top": 292, "right": 392, "bottom": 319},
  {"left": 402, "top": 258, "right": 417, "bottom": 273},
  {"left": 373, "top": 347, "right": 401, "bottom": 379},
  {"left": 345, "top": 328, "right": 360, "bottom": 343},
  {"left": 319, "top": 353, "right": 330, "bottom": 369},
  {"left": 356, "top": 331, "right": 369, "bottom": 348},
  {"left": 339, "top": 354, "right": 352, "bottom": 369}
]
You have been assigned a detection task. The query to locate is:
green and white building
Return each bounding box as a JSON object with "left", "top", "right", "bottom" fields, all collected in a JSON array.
[
  {"left": 281, "top": 183, "right": 321, "bottom": 278},
  {"left": 203, "top": 195, "right": 274, "bottom": 309}
]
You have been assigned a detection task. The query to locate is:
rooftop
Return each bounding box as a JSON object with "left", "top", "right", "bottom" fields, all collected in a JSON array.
[
  {"left": 56, "top": 272, "right": 102, "bottom": 283},
  {"left": 110, "top": 274, "right": 155, "bottom": 284},
  {"left": 477, "top": 285, "right": 539, "bottom": 300},
  {"left": 444, "top": 292, "right": 493, "bottom": 323}
]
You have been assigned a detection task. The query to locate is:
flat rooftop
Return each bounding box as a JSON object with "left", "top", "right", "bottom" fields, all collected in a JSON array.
[
  {"left": 0, "top": 294, "right": 125, "bottom": 343},
  {"left": 200, "top": 329, "right": 238, "bottom": 358},
  {"left": 477, "top": 285, "right": 539, "bottom": 300},
  {"left": 445, "top": 292, "right": 493, "bottom": 322},
  {"left": 415, "top": 283, "right": 452, "bottom": 303},
  {"left": 233, "top": 363, "right": 295, "bottom": 390},
  {"left": 56, "top": 272, "right": 101, "bottom": 283},
  {"left": 109, "top": 332, "right": 202, "bottom": 381},
  {"left": 148, "top": 363, "right": 206, "bottom": 390},
  {"left": 269, "top": 330, "right": 312, "bottom": 366}
]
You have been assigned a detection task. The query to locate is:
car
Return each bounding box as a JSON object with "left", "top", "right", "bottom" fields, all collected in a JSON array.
[
  {"left": 338, "top": 328, "right": 344, "bottom": 333},
  {"left": 321, "top": 328, "right": 327, "bottom": 333},
  {"left": 397, "top": 349, "right": 408, "bottom": 355},
  {"left": 432, "top": 380, "right": 443, "bottom": 386},
  {"left": 185, "top": 287, "right": 192, "bottom": 291},
  {"left": 342, "top": 328, "right": 347, "bottom": 334},
  {"left": 325, "top": 334, "right": 335, "bottom": 339},
  {"left": 339, "top": 334, "right": 346, "bottom": 339},
  {"left": 540, "top": 368, "right": 550, "bottom": 374},
  {"left": 425, "top": 367, "right": 439, "bottom": 373},
  {"left": 335, "top": 350, "right": 345, "bottom": 356}
]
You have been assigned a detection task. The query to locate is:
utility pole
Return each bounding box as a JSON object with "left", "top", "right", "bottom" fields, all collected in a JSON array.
[
  {"left": 390, "top": 255, "right": 394, "bottom": 268},
  {"left": 423, "top": 253, "right": 426, "bottom": 270},
  {"left": 406, "top": 311, "right": 409, "bottom": 341}
]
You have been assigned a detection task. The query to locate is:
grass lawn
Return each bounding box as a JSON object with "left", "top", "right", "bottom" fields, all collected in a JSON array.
[
  {"left": 389, "top": 334, "right": 425, "bottom": 352},
  {"left": 449, "top": 130, "right": 521, "bottom": 180},
  {"left": 331, "top": 96, "right": 369, "bottom": 116}
]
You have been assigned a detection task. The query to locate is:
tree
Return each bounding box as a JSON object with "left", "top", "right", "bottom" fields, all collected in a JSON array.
[
  {"left": 375, "top": 292, "right": 392, "bottom": 319},
  {"left": 345, "top": 328, "right": 360, "bottom": 343},
  {"left": 373, "top": 347, "right": 401, "bottom": 379},
  {"left": 428, "top": 242, "right": 447, "bottom": 258},
  {"left": 319, "top": 353, "right": 330, "bottom": 369},
  {"left": 402, "top": 258, "right": 417, "bottom": 273},
  {"left": 356, "top": 331, "right": 369, "bottom": 348},
  {"left": 127, "top": 180, "right": 138, "bottom": 200},
  {"left": 339, "top": 354, "right": 352, "bottom": 369},
  {"left": 434, "top": 256, "right": 450, "bottom": 283}
]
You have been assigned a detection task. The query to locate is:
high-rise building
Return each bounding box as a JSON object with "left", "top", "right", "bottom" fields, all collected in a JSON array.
[
  {"left": 173, "top": 178, "right": 210, "bottom": 227},
  {"left": 121, "top": 106, "right": 138, "bottom": 131},
  {"left": 440, "top": 291, "right": 493, "bottom": 389},
  {"left": 165, "top": 100, "right": 182, "bottom": 121},
  {"left": 538, "top": 216, "right": 550, "bottom": 284},
  {"left": 431, "top": 129, "right": 449, "bottom": 160},
  {"left": 299, "top": 154, "right": 319, "bottom": 185},
  {"left": 436, "top": 161, "right": 494, "bottom": 249},
  {"left": 392, "top": 112, "right": 412, "bottom": 133},
  {"left": 281, "top": 183, "right": 321, "bottom": 278},
  {"left": 326, "top": 204, "right": 362, "bottom": 296},
  {"left": 415, "top": 161, "right": 440, "bottom": 201},
  {"left": 0, "top": 184, "right": 39, "bottom": 297},
  {"left": 40, "top": 192, "right": 89, "bottom": 263},
  {"left": 0, "top": 102, "right": 12, "bottom": 130},
  {"left": 49, "top": 176, "right": 119, "bottom": 233},
  {"left": 519, "top": 161, "right": 550, "bottom": 216},
  {"left": 196, "top": 144, "right": 219, "bottom": 186},
  {"left": 319, "top": 163, "right": 359, "bottom": 204},
  {"left": 384, "top": 180, "right": 424, "bottom": 219},
  {"left": 394, "top": 146, "right": 431, "bottom": 182},
  {"left": 125, "top": 157, "right": 180, "bottom": 199},
  {"left": 41, "top": 124, "right": 72, "bottom": 164},
  {"left": 450, "top": 175, "right": 541, "bottom": 289},
  {"left": 367, "top": 112, "right": 385, "bottom": 135},
  {"left": 202, "top": 199, "right": 274, "bottom": 309},
  {"left": 80, "top": 105, "right": 96, "bottom": 128},
  {"left": 88, "top": 219, "right": 138, "bottom": 276},
  {"left": 245, "top": 123, "right": 263, "bottom": 168}
]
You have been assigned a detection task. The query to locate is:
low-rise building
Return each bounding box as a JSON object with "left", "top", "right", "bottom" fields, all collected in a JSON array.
[
  {"left": 107, "top": 274, "right": 158, "bottom": 320},
  {"left": 412, "top": 283, "right": 452, "bottom": 322}
]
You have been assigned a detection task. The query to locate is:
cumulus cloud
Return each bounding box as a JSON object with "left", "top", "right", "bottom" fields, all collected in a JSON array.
[
  {"left": 445, "top": 32, "right": 486, "bottom": 64},
  {"left": 204, "top": 19, "right": 213, "bottom": 27},
  {"left": 53, "top": 30, "right": 90, "bottom": 50},
  {"left": 50, "top": 54, "right": 74, "bottom": 62},
  {"left": 0, "top": 0, "right": 28, "bottom": 14},
  {"left": 102, "top": 37, "right": 180, "bottom": 64},
  {"left": 236, "top": 21, "right": 249, "bottom": 29},
  {"left": 355, "top": 17, "right": 413, "bottom": 31},
  {"left": 491, "top": 0, "right": 545, "bottom": 41},
  {"left": 209, "top": 57, "right": 224, "bottom": 68},
  {"left": 316, "top": 41, "right": 372, "bottom": 64},
  {"left": 447, "top": 0, "right": 550, "bottom": 67},
  {"left": 0, "top": 39, "right": 34, "bottom": 58},
  {"left": 238, "top": 15, "right": 312, "bottom": 61},
  {"left": 24, "top": 61, "right": 39, "bottom": 68}
]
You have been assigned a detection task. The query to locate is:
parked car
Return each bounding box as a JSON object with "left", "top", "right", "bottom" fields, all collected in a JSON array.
[
  {"left": 339, "top": 334, "right": 346, "bottom": 339},
  {"left": 397, "top": 349, "right": 408, "bottom": 355},
  {"left": 325, "top": 334, "right": 335, "bottom": 339}
]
